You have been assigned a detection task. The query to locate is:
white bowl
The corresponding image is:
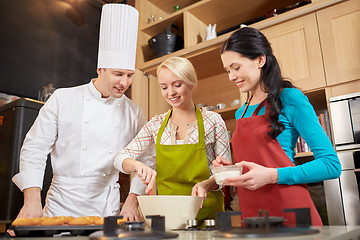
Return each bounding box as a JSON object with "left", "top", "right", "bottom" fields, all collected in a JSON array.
[
  {"left": 212, "top": 165, "right": 243, "bottom": 185},
  {"left": 137, "top": 195, "right": 202, "bottom": 230}
]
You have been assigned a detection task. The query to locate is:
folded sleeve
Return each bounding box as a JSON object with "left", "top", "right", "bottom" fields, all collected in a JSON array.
[{"left": 12, "top": 91, "right": 59, "bottom": 191}]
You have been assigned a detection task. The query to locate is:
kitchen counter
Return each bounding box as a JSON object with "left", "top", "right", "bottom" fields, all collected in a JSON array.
[{"left": 1, "top": 226, "right": 360, "bottom": 240}]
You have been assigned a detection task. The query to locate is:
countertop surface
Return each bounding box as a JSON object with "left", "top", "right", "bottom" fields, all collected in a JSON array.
[{"left": 1, "top": 226, "right": 360, "bottom": 240}]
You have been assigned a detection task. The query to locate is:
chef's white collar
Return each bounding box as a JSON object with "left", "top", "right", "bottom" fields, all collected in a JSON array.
[{"left": 88, "top": 79, "right": 118, "bottom": 104}]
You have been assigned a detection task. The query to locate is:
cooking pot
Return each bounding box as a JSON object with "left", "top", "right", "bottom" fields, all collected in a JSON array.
[{"left": 148, "top": 24, "right": 184, "bottom": 58}]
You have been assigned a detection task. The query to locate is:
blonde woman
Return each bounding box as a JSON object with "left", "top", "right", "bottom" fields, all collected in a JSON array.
[{"left": 115, "top": 57, "right": 231, "bottom": 224}]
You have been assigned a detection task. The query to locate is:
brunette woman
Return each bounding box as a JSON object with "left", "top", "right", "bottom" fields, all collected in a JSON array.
[{"left": 213, "top": 27, "right": 341, "bottom": 226}]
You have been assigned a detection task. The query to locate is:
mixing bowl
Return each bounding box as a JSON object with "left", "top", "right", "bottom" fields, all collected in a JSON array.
[{"left": 137, "top": 195, "right": 202, "bottom": 230}]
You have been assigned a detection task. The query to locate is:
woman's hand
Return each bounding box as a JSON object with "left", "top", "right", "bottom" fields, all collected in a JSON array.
[
  {"left": 122, "top": 158, "right": 157, "bottom": 194},
  {"left": 134, "top": 161, "right": 157, "bottom": 194},
  {"left": 191, "top": 178, "right": 219, "bottom": 208},
  {"left": 212, "top": 156, "right": 232, "bottom": 167},
  {"left": 222, "top": 161, "right": 278, "bottom": 190}
]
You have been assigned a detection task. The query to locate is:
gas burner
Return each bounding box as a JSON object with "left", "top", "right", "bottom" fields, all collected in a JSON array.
[
  {"left": 123, "top": 221, "right": 145, "bottom": 231},
  {"left": 204, "top": 219, "right": 216, "bottom": 231},
  {"left": 213, "top": 208, "right": 320, "bottom": 238},
  {"left": 243, "top": 210, "right": 283, "bottom": 228},
  {"left": 89, "top": 215, "right": 179, "bottom": 239},
  {"left": 185, "top": 219, "right": 198, "bottom": 231}
]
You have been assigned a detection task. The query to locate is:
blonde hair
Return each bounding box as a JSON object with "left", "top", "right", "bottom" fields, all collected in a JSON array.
[{"left": 157, "top": 57, "right": 198, "bottom": 88}]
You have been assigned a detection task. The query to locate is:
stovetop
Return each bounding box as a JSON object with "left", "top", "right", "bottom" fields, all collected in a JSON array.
[
  {"left": 84, "top": 209, "right": 360, "bottom": 240},
  {"left": 3, "top": 209, "right": 360, "bottom": 239},
  {"left": 2, "top": 226, "right": 360, "bottom": 240}
]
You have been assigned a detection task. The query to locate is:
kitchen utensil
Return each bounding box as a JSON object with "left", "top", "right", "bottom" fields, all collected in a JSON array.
[
  {"left": 205, "top": 24, "right": 217, "bottom": 41},
  {"left": 216, "top": 103, "right": 226, "bottom": 109},
  {"left": 231, "top": 99, "right": 241, "bottom": 107},
  {"left": 212, "top": 165, "right": 243, "bottom": 185},
  {"left": 204, "top": 106, "right": 216, "bottom": 111},
  {"left": 148, "top": 24, "right": 184, "bottom": 58},
  {"left": 10, "top": 225, "right": 102, "bottom": 237},
  {"left": 137, "top": 195, "right": 202, "bottom": 230}
]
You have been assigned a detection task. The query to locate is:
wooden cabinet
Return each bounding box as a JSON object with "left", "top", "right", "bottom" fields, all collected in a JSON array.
[
  {"left": 261, "top": 14, "right": 326, "bottom": 91},
  {"left": 316, "top": 0, "right": 360, "bottom": 86},
  {"left": 131, "top": 0, "right": 355, "bottom": 136}
]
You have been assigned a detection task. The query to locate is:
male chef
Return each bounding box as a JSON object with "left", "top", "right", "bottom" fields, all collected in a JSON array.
[{"left": 12, "top": 3, "right": 154, "bottom": 220}]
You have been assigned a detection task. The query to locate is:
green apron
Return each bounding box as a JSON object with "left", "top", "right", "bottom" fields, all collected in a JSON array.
[{"left": 155, "top": 105, "right": 224, "bottom": 225}]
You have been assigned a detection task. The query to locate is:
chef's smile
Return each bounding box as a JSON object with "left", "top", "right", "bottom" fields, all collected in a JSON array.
[{"left": 114, "top": 86, "right": 124, "bottom": 93}]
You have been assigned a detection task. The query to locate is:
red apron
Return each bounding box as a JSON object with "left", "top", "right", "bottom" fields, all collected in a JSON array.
[{"left": 232, "top": 99, "right": 322, "bottom": 226}]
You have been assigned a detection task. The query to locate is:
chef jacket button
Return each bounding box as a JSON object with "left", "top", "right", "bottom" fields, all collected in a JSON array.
[
  {"left": 84, "top": 120, "right": 89, "bottom": 124},
  {"left": 109, "top": 150, "right": 113, "bottom": 153},
  {"left": 82, "top": 146, "right": 87, "bottom": 150}
]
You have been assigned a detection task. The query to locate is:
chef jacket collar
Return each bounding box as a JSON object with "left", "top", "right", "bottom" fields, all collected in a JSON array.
[{"left": 88, "top": 79, "right": 119, "bottom": 104}]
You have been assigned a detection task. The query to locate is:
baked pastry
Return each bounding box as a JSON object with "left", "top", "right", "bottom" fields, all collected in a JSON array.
[
  {"left": 68, "top": 216, "right": 91, "bottom": 225},
  {"left": 58, "top": 216, "right": 75, "bottom": 224},
  {"left": 86, "top": 216, "right": 101, "bottom": 225},
  {"left": 39, "top": 217, "right": 63, "bottom": 226},
  {"left": 94, "top": 217, "right": 104, "bottom": 225},
  {"left": 117, "top": 218, "right": 127, "bottom": 224},
  {"left": 11, "top": 217, "right": 36, "bottom": 226},
  {"left": 31, "top": 218, "right": 42, "bottom": 225}
]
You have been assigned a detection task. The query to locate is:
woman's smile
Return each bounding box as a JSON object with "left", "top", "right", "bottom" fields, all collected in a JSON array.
[{"left": 169, "top": 96, "right": 180, "bottom": 103}]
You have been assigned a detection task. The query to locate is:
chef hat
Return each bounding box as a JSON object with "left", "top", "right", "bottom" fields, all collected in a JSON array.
[{"left": 97, "top": 4, "right": 139, "bottom": 70}]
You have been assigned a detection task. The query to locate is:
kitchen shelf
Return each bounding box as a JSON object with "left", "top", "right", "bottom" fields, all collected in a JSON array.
[
  {"left": 294, "top": 152, "right": 314, "bottom": 158},
  {"left": 134, "top": 0, "right": 353, "bottom": 135},
  {"left": 214, "top": 106, "right": 240, "bottom": 120},
  {"left": 138, "top": 0, "right": 345, "bottom": 80},
  {"left": 145, "top": 0, "right": 199, "bottom": 14}
]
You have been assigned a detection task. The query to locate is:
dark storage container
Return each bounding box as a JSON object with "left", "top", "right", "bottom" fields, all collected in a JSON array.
[{"left": 0, "top": 98, "right": 52, "bottom": 221}]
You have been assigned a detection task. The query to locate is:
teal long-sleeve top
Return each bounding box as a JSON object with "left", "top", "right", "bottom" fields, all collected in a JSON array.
[{"left": 234, "top": 88, "right": 341, "bottom": 184}]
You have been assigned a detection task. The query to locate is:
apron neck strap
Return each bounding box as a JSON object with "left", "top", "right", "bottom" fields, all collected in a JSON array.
[
  {"left": 156, "top": 105, "right": 205, "bottom": 145},
  {"left": 252, "top": 99, "right": 268, "bottom": 116}
]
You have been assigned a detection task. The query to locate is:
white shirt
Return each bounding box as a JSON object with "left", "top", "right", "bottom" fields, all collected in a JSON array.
[{"left": 12, "top": 80, "right": 152, "bottom": 216}]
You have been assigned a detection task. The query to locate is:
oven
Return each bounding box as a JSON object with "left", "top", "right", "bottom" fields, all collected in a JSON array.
[
  {"left": 324, "top": 92, "right": 360, "bottom": 225},
  {"left": 329, "top": 92, "right": 360, "bottom": 148}
]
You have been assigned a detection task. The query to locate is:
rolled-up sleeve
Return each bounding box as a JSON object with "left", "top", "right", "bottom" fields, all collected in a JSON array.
[{"left": 12, "top": 93, "right": 59, "bottom": 191}]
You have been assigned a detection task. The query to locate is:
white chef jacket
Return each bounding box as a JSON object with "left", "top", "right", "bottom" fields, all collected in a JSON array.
[{"left": 12, "top": 80, "right": 153, "bottom": 217}]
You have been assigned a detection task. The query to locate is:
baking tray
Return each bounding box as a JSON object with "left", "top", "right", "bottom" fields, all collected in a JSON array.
[{"left": 9, "top": 225, "right": 103, "bottom": 237}]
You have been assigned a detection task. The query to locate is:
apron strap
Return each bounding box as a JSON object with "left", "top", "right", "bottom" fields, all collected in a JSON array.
[
  {"left": 252, "top": 99, "right": 268, "bottom": 116},
  {"left": 155, "top": 105, "right": 205, "bottom": 146},
  {"left": 156, "top": 109, "right": 172, "bottom": 145},
  {"left": 196, "top": 105, "right": 205, "bottom": 146}
]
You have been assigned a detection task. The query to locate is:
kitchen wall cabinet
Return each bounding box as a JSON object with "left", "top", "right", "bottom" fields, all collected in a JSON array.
[
  {"left": 260, "top": 13, "right": 326, "bottom": 91},
  {"left": 317, "top": 0, "right": 360, "bottom": 86},
  {"left": 132, "top": 0, "right": 353, "bottom": 136}
]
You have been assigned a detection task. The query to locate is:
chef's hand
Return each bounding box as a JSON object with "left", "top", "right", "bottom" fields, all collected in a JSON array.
[
  {"left": 222, "top": 161, "right": 278, "bottom": 190},
  {"left": 120, "top": 193, "right": 142, "bottom": 221},
  {"left": 18, "top": 187, "right": 43, "bottom": 218},
  {"left": 191, "top": 178, "right": 219, "bottom": 208},
  {"left": 122, "top": 158, "right": 157, "bottom": 194},
  {"left": 212, "top": 156, "right": 232, "bottom": 167},
  {"left": 7, "top": 187, "right": 43, "bottom": 237}
]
